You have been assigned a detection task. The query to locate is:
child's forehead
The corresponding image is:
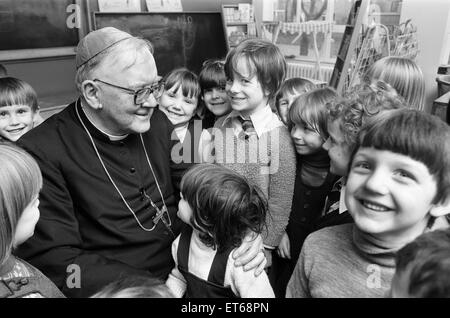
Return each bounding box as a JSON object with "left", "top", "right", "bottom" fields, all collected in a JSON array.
[
  {"left": 0, "top": 104, "right": 33, "bottom": 110},
  {"left": 355, "top": 147, "right": 432, "bottom": 171},
  {"left": 165, "top": 83, "right": 198, "bottom": 98},
  {"left": 232, "top": 56, "right": 256, "bottom": 77}
]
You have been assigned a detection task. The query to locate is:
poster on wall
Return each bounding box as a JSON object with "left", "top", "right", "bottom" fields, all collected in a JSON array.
[
  {"left": 146, "top": 0, "right": 182, "bottom": 12},
  {"left": 98, "top": 0, "right": 141, "bottom": 12}
]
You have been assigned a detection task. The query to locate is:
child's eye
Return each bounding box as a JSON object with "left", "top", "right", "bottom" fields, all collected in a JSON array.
[
  {"left": 17, "top": 108, "right": 29, "bottom": 114},
  {"left": 0, "top": 111, "right": 7, "bottom": 117},
  {"left": 394, "top": 169, "right": 416, "bottom": 181},
  {"left": 185, "top": 99, "right": 196, "bottom": 105},
  {"left": 352, "top": 161, "right": 371, "bottom": 171}
]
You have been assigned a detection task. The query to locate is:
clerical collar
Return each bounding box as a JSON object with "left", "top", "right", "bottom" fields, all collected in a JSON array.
[{"left": 80, "top": 101, "right": 129, "bottom": 141}]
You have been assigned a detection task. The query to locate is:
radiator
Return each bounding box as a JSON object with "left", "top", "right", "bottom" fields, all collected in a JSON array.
[{"left": 286, "top": 62, "right": 334, "bottom": 83}]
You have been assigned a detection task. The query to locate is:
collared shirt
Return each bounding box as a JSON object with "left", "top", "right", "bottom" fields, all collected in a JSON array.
[
  {"left": 322, "top": 177, "right": 347, "bottom": 215},
  {"left": 222, "top": 105, "right": 284, "bottom": 138}
]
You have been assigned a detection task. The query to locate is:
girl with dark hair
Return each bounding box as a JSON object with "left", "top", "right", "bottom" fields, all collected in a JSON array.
[{"left": 166, "top": 164, "right": 274, "bottom": 298}]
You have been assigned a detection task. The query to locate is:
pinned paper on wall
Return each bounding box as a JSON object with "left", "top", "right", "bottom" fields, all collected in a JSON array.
[
  {"left": 98, "top": 0, "right": 142, "bottom": 12},
  {"left": 146, "top": 0, "right": 182, "bottom": 12}
]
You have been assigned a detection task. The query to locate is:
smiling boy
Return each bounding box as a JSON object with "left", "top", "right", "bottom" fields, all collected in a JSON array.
[
  {"left": 0, "top": 77, "right": 40, "bottom": 142},
  {"left": 287, "top": 109, "right": 450, "bottom": 298}
]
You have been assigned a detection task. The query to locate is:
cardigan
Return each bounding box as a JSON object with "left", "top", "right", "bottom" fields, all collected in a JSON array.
[{"left": 212, "top": 107, "right": 296, "bottom": 247}]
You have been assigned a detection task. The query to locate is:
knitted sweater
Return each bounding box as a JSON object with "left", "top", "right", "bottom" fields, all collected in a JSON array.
[
  {"left": 286, "top": 223, "right": 397, "bottom": 298},
  {"left": 212, "top": 107, "right": 296, "bottom": 247}
]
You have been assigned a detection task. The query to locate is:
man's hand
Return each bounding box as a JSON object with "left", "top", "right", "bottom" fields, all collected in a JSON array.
[
  {"left": 276, "top": 231, "right": 291, "bottom": 259},
  {"left": 232, "top": 233, "right": 266, "bottom": 276}
]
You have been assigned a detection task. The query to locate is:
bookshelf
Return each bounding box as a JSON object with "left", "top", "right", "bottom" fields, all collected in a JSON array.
[{"left": 222, "top": 4, "right": 257, "bottom": 49}]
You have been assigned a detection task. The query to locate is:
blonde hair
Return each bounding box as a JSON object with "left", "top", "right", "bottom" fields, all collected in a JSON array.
[
  {"left": 364, "top": 57, "right": 425, "bottom": 111},
  {"left": 0, "top": 143, "right": 42, "bottom": 265},
  {"left": 91, "top": 275, "right": 174, "bottom": 298}
]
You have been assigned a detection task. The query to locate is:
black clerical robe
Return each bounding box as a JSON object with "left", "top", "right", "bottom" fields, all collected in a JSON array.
[{"left": 16, "top": 101, "right": 188, "bottom": 297}]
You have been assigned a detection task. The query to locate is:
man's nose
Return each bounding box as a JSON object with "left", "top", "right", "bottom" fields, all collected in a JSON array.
[{"left": 142, "top": 93, "right": 157, "bottom": 108}]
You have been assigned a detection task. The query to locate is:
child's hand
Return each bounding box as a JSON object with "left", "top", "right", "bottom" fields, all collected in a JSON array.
[
  {"left": 232, "top": 233, "right": 266, "bottom": 276},
  {"left": 198, "top": 129, "right": 215, "bottom": 163},
  {"left": 276, "top": 232, "right": 291, "bottom": 259}
]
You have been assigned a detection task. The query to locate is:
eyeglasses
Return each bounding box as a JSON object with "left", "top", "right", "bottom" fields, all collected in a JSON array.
[{"left": 93, "top": 79, "right": 163, "bottom": 105}]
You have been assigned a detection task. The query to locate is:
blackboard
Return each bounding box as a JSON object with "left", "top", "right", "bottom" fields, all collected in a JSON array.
[
  {"left": 0, "top": 0, "right": 80, "bottom": 60},
  {"left": 94, "top": 12, "right": 229, "bottom": 76}
]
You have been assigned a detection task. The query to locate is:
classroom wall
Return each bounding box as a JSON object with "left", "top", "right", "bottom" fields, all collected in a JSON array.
[
  {"left": 1, "top": 0, "right": 251, "bottom": 110},
  {"left": 400, "top": 0, "right": 450, "bottom": 113}
]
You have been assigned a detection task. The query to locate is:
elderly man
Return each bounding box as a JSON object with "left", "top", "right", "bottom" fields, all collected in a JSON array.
[{"left": 17, "top": 28, "right": 264, "bottom": 297}]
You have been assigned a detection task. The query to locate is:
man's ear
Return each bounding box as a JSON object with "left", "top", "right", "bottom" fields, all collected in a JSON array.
[{"left": 81, "top": 80, "right": 102, "bottom": 110}]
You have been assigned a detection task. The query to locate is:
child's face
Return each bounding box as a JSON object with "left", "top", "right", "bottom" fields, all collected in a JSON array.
[
  {"left": 14, "top": 196, "right": 40, "bottom": 247},
  {"left": 159, "top": 86, "right": 198, "bottom": 127},
  {"left": 177, "top": 194, "right": 193, "bottom": 225},
  {"left": 291, "top": 122, "right": 324, "bottom": 155},
  {"left": 226, "top": 58, "right": 267, "bottom": 117},
  {"left": 202, "top": 87, "right": 231, "bottom": 117},
  {"left": 0, "top": 104, "right": 36, "bottom": 142},
  {"left": 322, "top": 119, "right": 352, "bottom": 176},
  {"left": 278, "top": 91, "right": 299, "bottom": 125},
  {"left": 345, "top": 147, "right": 441, "bottom": 242}
]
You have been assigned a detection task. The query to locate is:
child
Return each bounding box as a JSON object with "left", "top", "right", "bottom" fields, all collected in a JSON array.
[
  {"left": 199, "top": 59, "right": 232, "bottom": 129},
  {"left": 275, "top": 77, "right": 315, "bottom": 126},
  {"left": 0, "top": 77, "right": 40, "bottom": 142},
  {"left": 211, "top": 39, "right": 297, "bottom": 267},
  {"left": 391, "top": 229, "right": 450, "bottom": 298},
  {"left": 269, "top": 87, "right": 338, "bottom": 297},
  {"left": 317, "top": 82, "right": 405, "bottom": 230},
  {"left": 92, "top": 275, "right": 174, "bottom": 298},
  {"left": 287, "top": 109, "right": 450, "bottom": 298},
  {"left": 158, "top": 68, "right": 201, "bottom": 164},
  {"left": 165, "top": 164, "right": 274, "bottom": 298},
  {"left": 0, "top": 143, "right": 65, "bottom": 298},
  {"left": 364, "top": 56, "right": 425, "bottom": 111}
]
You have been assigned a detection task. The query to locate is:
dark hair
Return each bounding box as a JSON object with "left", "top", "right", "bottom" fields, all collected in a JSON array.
[
  {"left": 354, "top": 109, "right": 450, "bottom": 205},
  {"left": 276, "top": 77, "right": 315, "bottom": 107},
  {"left": 289, "top": 87, "right": 337, "bottom": 139},
  {"left": 162, "top": 68, "right": 201, "bottom": 100},
  {"left": 180, "top": 164, "right": 267, "bottom": 252},
  {"left": 0, "top": 77, "right": 39, "bottom": 112},
  {"left": 327, "top": 81, "right": 406, "bottom": 151},
  {"left": 91, "top": 275, "right": 174, "bottom": 298},
  {"left": 199, "top": 59, "right": 227, "bottom": 95},
  {"left": 224, "top": 38, "right": 286, "bottom": 102},
  {"left": 395, "top": 229, "right": 450, "bottom": 298}
]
